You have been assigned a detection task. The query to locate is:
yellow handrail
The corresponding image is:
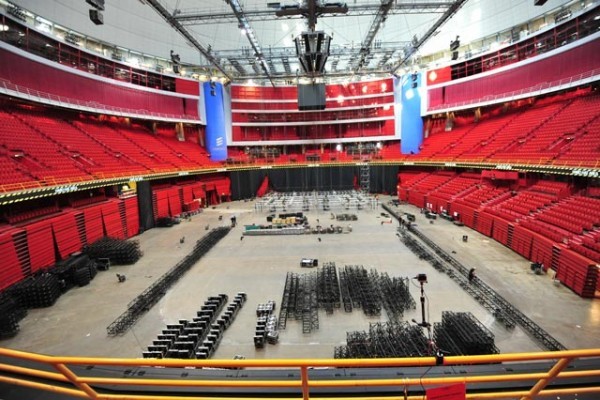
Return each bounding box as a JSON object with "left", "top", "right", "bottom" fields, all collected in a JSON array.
[{"left": 1, "top": 348, "right": 599, "bottom": 400}]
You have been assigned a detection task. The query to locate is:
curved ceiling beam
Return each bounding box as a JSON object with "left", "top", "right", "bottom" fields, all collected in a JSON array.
[
  {"left": 144, "top": 0, "right": 232, "bottom": 80},
  {"left": 351, "top": 0, "right": 395, "bottom": 72},
  {"left": 226, "top": 0, "right": 275, "bottom": 86},
  {"left": 392, "top": 0, "right": 468, "bottom": 73},
  {"left": 175, "top": 2, "right": 452, "bottom": 24}
]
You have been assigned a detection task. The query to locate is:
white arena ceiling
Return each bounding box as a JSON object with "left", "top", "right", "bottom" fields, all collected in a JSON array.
[{"left": 10, "top": 0, "right": 581, "bottom": 82}]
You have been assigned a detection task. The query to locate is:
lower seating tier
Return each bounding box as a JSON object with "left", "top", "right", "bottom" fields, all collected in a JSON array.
[{"left": 400, "top": 172, "right": 599, "bottom": 297}]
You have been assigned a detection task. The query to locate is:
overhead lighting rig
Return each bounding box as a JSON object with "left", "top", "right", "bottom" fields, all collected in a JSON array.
[
  {"left": 277, "top": 1, "right": 347, "bottom": 76},
  {"left": 276, "top": 2, "right": 348, "bottom": 31},
  {"left": 294, "top": 31, "right": 331, "bottom": 75},
  {"left": 87, "top": 0, "right": 105, "bottom": 25}
]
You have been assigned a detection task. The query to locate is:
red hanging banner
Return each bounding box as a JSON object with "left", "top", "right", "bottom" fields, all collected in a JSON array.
[{"left": 426, "top": 383, "right": 466, "bottom": 400}]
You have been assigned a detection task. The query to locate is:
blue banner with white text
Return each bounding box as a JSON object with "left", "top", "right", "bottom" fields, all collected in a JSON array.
[
  {"left": 398, "top": 73, "right": 423, "bottom": 154},
  {"left": 203, "top": 81, "right": 228, "bottom": 161}
]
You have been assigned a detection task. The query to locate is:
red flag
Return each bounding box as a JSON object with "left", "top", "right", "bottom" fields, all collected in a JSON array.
[{"left": 426, "top": 383, "right": 466, "bottom": 400}]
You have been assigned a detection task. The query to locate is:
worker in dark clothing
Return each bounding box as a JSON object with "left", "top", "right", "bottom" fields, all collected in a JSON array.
[{"left": 468, "top": 268, "right": 476, "bottom": 283}]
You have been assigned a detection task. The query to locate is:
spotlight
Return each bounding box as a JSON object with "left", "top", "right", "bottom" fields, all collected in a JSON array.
[
  {"left": 89, "top": 9, "right": 103, "bottom": 25},
  {"left": 87, "top": 0, "right": 104, "bottom": 25},
  {"left": 411, "top": 72, "right": 418, "bottom": 88}
]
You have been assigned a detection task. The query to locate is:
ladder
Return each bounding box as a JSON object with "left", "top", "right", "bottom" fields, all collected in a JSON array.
[{"left": 360, "top": 163, "right": 370, "bottom": 193}]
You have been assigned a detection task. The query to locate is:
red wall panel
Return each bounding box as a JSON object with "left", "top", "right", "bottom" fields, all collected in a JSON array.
[
  {"left": 84, "top": 205, "right": 105, "bottom": 244},
  {"left": 192, "top": 183, "right": 205, "bottom": 199},
  {"left": 0, "top": 48, "right": 198, "bottom": 118},
  {"left": 0, "top": 231, "right": 24, "bottom": 290},
  {"left": 168, "top": 187, "right": 182, "bottom": 216},
  {"left": 102, "top": 201, "right": 125, "bottom": 239},
  {"left": 123, "top": 198, "right": 139, "bottom": 238},
  {"left": 26, "top": 221, "right": 56, "bottom": 272},
  {"left": 181, "top": 185, "right": 194, "bottom": 203},
  {"left": 175, "top": 78, "right": 200, "bottom": 96},
  {"left": 153, "top": 189, "right": 170, "bottom": 218},
  {"left": 232, "top": 85, "right": 296, "bottom": 100},
  {"left": 428, "top": 39, "right": 600, "bottom": 109},
  {"left": 426, "top": 66, "right": 452, "bottom": 85},
  {"left": 51, "top": 213, "right": 82, "bottom": 259}
]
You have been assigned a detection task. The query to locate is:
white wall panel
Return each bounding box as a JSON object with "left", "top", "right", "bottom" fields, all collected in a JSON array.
[
  {"left": 420, "top": 0, "right": 572, "bottom": 56},
  {"left": 11, "top": 0, "right": 204, "bottom": 64}
]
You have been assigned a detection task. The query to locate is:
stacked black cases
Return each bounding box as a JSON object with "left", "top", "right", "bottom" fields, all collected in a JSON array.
[
  {"left": 10, "top": 274, "right": 62, "bottom": 308},
  {"left": 334, "top": 321, "right": 429, "bottom": 358},
  {"left": 143, "top": 295, "right": 226, "bottom": 359},
  {"left": 433, "top": 311, "right": 499, "bottom": 356},
  {"left": 84, "top": 237, "right": 142, "bottom": 265},
  {"left": 107, "top": 227, "right": 230, "bottom": 336},
  {"left": 254, "top": 300, "right": 277, "bottom": 348},
  {"left": 316, "top": 262, "right": 341, "bottom": 314},
  {"left": 50, "top": 253, "right": 97, "bottom": 288},
  {"left": 341, "top": 265, "right": 381, "bottom": 316},
  {"left": 143, "top": 292, "right": 246, "bottom": 360},
  {"left": 95, "top": 258, "right": 111, "bottom": 271},
  {"left": 376, "top": 273, "right": 416, "bottom": 321},
  {"left": 336, "top": 214, "right": 358, "bottom": 221},
  {"left": 194, "top": 294, "right": 228, "bottom": 359},
  {"left": 0, "top": 293, "right": 27, "bottom": 339},
  {"left": 197, "top": 292, "right": 247, "bottom": 359}
]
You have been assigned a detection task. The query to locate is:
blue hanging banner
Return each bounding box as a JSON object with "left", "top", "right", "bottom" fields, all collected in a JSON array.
[
  {"left": 397, "top": 73, "right": 423, "bottom": 154},
  {"left": 203, "top": 81, "right": 228, "bottom": 161}
]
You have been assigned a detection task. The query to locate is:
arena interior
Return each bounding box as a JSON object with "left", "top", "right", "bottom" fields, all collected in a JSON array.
[{"left": 0, "top": 0, "right": 599, "bottom": 399}]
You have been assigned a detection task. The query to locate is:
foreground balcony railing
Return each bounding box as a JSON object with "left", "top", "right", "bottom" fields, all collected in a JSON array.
[{"left": 1, "top": 347, "right": 600, "bottom": 399}]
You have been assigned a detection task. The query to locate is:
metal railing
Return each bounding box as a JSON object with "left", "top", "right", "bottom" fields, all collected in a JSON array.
[
  {"left": 0, "top": 347, "right": 600, "bottom": 399},
  {"left": 1, "top": 157, "right": 598, "bottom": 196}
]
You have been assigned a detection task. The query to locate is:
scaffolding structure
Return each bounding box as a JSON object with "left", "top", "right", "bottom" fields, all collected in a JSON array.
[
  {"left": 254, "top": 190, "right": 377, "bottom": 213},
  {"left": 382, "top": 203, "right": 566, "bottom": 352}
]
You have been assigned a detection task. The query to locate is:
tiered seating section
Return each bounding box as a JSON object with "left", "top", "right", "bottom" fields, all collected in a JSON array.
[
  {"left": 0, "top": 177, "right": 229, "bottom": 291},
  {"left": 0, "top": 104, "right": 210, "bottom": 191},
  {"left": 1, "top": 87, "right": 598, "bottom": 192},
  {"left": 0, "top": 197, "right": 137, "bottom": 291},
  {"left": 412, "top": 89, "right": 600, "bottom": 166},
  {"left": 399, "top": 172, "right": 599, "bottom": 298},
  {"left": 226, "top": 89, "right": 599, "bottom": 167}
]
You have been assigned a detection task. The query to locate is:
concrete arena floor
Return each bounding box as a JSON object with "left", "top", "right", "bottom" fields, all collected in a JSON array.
[{"left": 2, "top": 196, "right": 599, "bottom": 359}]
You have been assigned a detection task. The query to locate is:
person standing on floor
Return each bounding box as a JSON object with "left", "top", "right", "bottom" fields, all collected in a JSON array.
[{"left": 468, "top": 268, "right": 476, "bottom": 283}]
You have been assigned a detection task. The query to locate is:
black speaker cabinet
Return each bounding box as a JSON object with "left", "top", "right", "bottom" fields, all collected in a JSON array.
[{"left": 89, "top": 9, "right": 104, "bottom": 25}]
